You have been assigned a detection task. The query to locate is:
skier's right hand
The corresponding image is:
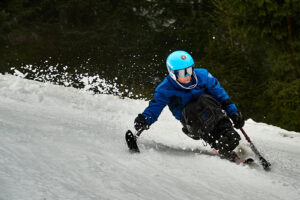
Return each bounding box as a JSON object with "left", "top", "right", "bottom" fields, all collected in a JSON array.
[{"left": 134, "top": 114, "right": 149, "bottom": 131}]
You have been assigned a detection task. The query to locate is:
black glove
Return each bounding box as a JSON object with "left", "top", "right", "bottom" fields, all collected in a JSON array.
[
  {"left": 134, "top": 114, "right": 149, "bottom": 131},
  {"left": 230, "top": 111, "right": 245, "bottom": 129}
]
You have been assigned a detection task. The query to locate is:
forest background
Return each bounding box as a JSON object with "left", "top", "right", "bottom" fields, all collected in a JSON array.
[{"left": 0, "top": 0, "right": 299, "bottom": 131}]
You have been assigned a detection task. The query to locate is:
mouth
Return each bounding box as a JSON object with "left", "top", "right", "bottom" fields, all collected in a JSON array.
[{"left": 184, "top": 76, "right": 191, "bottom": 83}]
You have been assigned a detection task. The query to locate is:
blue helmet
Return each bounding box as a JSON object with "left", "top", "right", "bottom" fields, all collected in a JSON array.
[{"left": 166, "top": 50, "right": 198, "bottom": 89}]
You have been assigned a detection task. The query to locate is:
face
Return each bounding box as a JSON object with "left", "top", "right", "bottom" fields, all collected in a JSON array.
[
  {"left": 177, "top": 75, "right": 192, "bottom": 84},
  {"left": 174, "top": 66, "right": 193, "bottom": 84}
]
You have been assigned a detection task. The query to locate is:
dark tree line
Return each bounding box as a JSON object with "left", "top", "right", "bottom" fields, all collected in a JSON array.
[{"left": 0, "top": 0, "right": 299, "bottom": 131}]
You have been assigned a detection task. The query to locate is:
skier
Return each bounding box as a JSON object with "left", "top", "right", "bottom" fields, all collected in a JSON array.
[{"left": 133, "top": 50, "right": 245, "bottom": 161}]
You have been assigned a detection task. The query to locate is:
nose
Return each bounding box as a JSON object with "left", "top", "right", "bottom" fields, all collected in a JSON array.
[
  {"left": 186, "top": 75, "right": 191, "bottom": 79},
  {"left": 184, "top": 73, "right": 192, "bottom": 78}
]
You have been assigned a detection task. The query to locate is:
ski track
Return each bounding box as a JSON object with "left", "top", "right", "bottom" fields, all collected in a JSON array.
[{"left": 0, "top": 74, "right": 299, "bottom": 200}]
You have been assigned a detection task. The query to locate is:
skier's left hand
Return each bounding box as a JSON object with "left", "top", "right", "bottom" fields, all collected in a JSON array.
[{"left": 230, "top": 111, "right": 245, "bottom": 129}]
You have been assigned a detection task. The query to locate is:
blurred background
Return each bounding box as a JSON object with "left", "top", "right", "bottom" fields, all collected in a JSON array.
[{"left": 0, "top": 0, "right": 299, "bottom": 131}]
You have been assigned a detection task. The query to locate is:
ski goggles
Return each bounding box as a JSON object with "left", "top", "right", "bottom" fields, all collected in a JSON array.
[{"left": 174, "top": 66, "right": 194, "bottom": 78}]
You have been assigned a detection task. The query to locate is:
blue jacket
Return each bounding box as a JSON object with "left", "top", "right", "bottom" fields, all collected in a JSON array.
[{"left": 142, "top": 68, "right": 238, "bottom": 125}]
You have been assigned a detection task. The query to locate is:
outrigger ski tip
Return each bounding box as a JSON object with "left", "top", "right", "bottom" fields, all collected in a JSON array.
[
  {"left": 259, "top": 157, "right": 272, "bottom": 171},
  {"left": 125, "top": 130, "right": 140, "bottom": 153}
]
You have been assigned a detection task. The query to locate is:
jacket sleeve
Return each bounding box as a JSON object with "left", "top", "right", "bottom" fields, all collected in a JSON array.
[
  {"left": 142, "top": 91, "right": 170, "bottom": 126},
  {"left": 205, "top": 71, "right": 238, "bottom": 116}
]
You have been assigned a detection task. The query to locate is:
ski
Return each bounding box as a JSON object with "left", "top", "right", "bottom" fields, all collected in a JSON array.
[
  {"left": 235, "top": 157, "right": 255, "bottom": 165},
  {"left": 211, "top": 149, "right": 256, "bottom": 167},
  {"left": 125, "top": 129, "right": 266, "bottom": 170}
]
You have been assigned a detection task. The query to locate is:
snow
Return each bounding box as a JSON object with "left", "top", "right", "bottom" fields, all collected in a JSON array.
[{"left": 0, "top": 74, "right": 299, "bottom": 200}]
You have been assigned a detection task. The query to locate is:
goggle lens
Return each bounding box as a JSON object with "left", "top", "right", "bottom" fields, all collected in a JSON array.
[{"left": 175, "top": 66, "right": 193, "bottom": 78}]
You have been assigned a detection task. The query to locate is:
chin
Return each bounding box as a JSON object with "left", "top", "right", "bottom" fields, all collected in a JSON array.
[{"left": 185, "top": 79, "right": 192, "bottom": 83}]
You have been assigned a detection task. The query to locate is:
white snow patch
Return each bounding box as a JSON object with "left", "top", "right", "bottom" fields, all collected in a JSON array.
[{"left": 0, "top": 74, "right": 299, "bottom": 200}]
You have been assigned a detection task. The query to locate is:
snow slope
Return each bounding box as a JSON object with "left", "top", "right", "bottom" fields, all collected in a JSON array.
[{"left": 0, "top": 74, "right": 299, "bottom": 200}]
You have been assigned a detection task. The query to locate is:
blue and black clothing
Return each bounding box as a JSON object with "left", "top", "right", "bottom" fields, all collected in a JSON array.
[
  {"left": 141, "top": 68, "right": 238, "bottom": 126},
  {"left": 139, "top": 68, "right": 242, "bottom": 159}
]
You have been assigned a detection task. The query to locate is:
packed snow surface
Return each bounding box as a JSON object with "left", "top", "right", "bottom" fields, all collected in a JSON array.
[{"left": 0, "top": 74, "right": 299, "bottom": 200}]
